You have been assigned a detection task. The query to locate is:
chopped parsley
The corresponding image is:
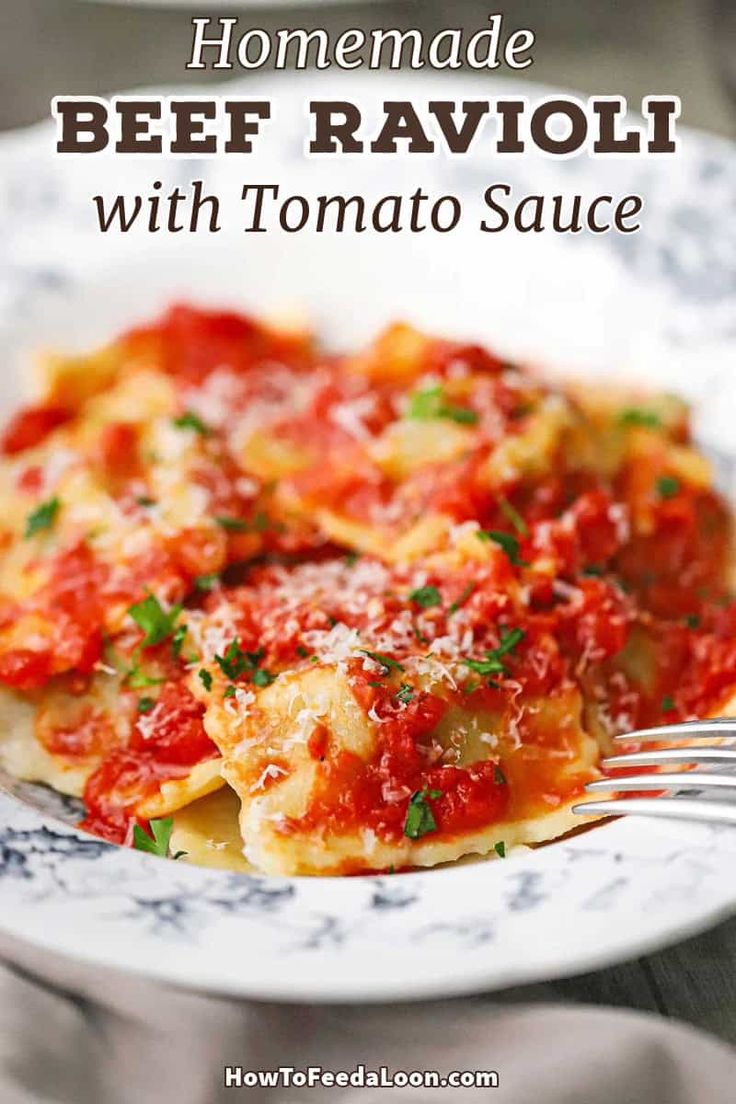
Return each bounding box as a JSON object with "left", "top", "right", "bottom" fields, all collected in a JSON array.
[
  {"left": 127, "top": 666, "right": 164, "bottom": 690},
  {"left": 128, "top": 594, "right": 182, "bottom": 649},
  {"left": 296, "top": 645, "right": 310, "bottom": 658},
  {"left": 464, "top": 627, "right": 525, "bottom": 680},
  {"left": 477, "top": 529, "right": 528, "bottom": 567},
  {"left": 223, "top": 684, "right": 236, "bottom": 699},
  {"left": 137, "top": 696, "right": 156, "bottom": 714},
  {"left": 407, "top": 385, "right": 478, "bottom": 426},
  {"left": 582, "top": 565, "right": 604, "bottom": 577},
  {"left": 216, "top": 511, "right": 271, "bottom": 534},
  {"left": 135, "top": 495, "right": 156, "bottom": 508},
  {"left": 215, "top": 641, "right": 275, "bottom": 686},
  {"left": 172, "top": 410, "right": 211, "bottom": 436},
  {"left": 661, "top": 695, "right": 676, "bottom": 712},
  {"left": 358, "top": 649, "right": 405, "bottom": 675},
  {"left": 215, "top": 640, "right": 249, "bottom": 680},
  {"left": 403, "top": 788, "right": 442, "bottom": 840},
  {"left": 171, "top": 623, "right": 187, "bottom": 658},
  {"left": 344, "top": 552, "right": 360, "bottom": 567},
  {"left": 253, "top": 511, "right": 273, "bottom": 532},
  {"left": 198, "top": 669, "right": 213, "bottom": 692},
  {"left": 498, "top": 497, "right": 528, "bottom": 536},
  {"left": 619, "top": 408, "right": 661, "bottom": 429},
  {"left": 132, "top": 817, "right": 186, "bottom": 860},
  {"left": 25, "top": 496, "right": 60, "bottom": 538},
  {"left": 194, "top": 573, "right": 220, "bottom": 592},
  {"left": 214, "top": 516, "right": 252, "bottom": 533},
  {"left": 396, "top": 683, "right": 415, "bottom": 705},
  {"left": 449, "top": 582, "right": 474, "bottom": 615},
  {"left": 684, "top": 614, "right": 700, "bottom": 629},
  {"left": 408, "top": 584, "right": 441, "bottom": 609},
  {"left": 494, "top": 841, "right": 506, "bottom": 858},
  {"left": 657, "top": 475, "right": 680, "bottom": 499}
]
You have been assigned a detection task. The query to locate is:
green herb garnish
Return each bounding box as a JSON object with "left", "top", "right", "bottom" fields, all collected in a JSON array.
[
  {"left": 25, "top": 496, "right": 60, "bottom": 538},
  {"left": 127, "top": 667, "right": 164, "bottom": 690},
  {"left": 216, "top": 512, "right": 271, "bottom": 534},
  {"left": 619, "top": 408, "right": 661, "bottom": 429},
  {"left": 396, "top": 683, "right": 415, "bottom": 705},
  {"left": 194, "top": 573, "right": 220, "bottom": 592},
  {"left": 408, "top": 584, "right": 441, "bottom": 609},
  {"left": 171, "top": 623, "right": 187, "bottom": 658},
  {"left": 657, "top": 476, "right": 680, "bottom": 500},
  {"left": 128, "top": 594, "right": 182, "bottom": 649},
  {"left": 215, "top": 641, "right": 274, "bottom": 686},
  {"left": 464, "top": 627, "right": 525, "bottom": 679},
  {"left": 132, "top": 817, "right": 186, "bottom": 860},
  {"left": 407, "top": 385, "right": 478, "bottom": 426},
  {"left": 198, "top": 669, "right": 213, "bottom": 692},
  {"left": 358, "top": 649, "right": 405, "bottom": 675},
  {"left": 498, "top": 497, "right": 528, "bottom": 536},
  {"left": 494, "top": 841, "right": 506, "bottom": 858},
  {"left": 215, "top": 516, "right": 251, "bottom": 533},
  {"left": 478, "top": 529, "right": 528, "bottom": 567},
  {"left": 172, "top": 410, "right": 210, "bottom": 435},
  {"left": 661, "top": 695, "right": 675, "bottom": 712},
  {"left": 403, "top": 788, "right": 442, "bottom": 840},
  {"left": 137, "top": 696, "right": 156, "bottom": 714},
  {"left": 449, "top": 582, "right": 474, "bottom": 615},
  {"left": 684, "top": 614, "right": 700, "bottom": 629},
  {"left": 215, "top": 640, "right": 249, "bottom": 680}
]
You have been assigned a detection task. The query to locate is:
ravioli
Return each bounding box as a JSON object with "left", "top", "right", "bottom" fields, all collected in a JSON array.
[
  {"left": 183, "top": 541, "right": 683, "bottom": 876},
  {"left": 0, "top": 304, "right": 734, "bottom": 873}
]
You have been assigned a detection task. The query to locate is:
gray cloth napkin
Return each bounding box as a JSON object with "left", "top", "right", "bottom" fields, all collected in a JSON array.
[{"left": 1, "top": 933, "right": 734, "bottom": 1104}]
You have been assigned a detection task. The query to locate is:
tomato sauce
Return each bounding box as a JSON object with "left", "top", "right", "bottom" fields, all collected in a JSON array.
[
  {"left": 0, "top": 543, "right": 106, "bottom": 689},
  {"left": 1, "top": 404, "right": 71, "bottom": 455},
  {"left": 2, "top": 307, "right": 735, "bottom": 867},
  {"left": 79, "top": 682, "right": 218, "bottom": 844},
  {"left": 123, "top": 304, "right": 314, "bottom": 385}
]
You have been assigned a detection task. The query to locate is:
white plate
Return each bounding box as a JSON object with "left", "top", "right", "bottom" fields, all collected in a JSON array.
[{"left": 0, "top": 72, "right": 735, "bottom": 1002}]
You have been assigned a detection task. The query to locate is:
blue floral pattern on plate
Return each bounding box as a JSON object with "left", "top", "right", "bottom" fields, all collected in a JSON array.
[{"left": 0, "top": 73, "right": 734, "bottom": 1001}]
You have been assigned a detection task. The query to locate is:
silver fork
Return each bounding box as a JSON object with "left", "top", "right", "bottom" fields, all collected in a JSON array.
[{"left": 572, "top": 719, "right": 736, "bottom": 826}]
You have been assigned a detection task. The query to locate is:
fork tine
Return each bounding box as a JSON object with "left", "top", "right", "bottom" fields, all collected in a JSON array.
[
  {"left": 615, "top": 720, "right": 736, "bottom": 742},
  {"left": 585, "top": 772, "right": 736, "bottom": 793},
  {"left": 572, "top": 796, "right": 736, "bottom": 825},
  {"left": 603, "top": 747, "right": 736, "bottom": 768}
]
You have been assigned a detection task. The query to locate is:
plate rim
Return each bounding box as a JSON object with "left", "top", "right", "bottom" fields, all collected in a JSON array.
[{"left": 0, "top": 69, "right": 735, "bottom": 1002}]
